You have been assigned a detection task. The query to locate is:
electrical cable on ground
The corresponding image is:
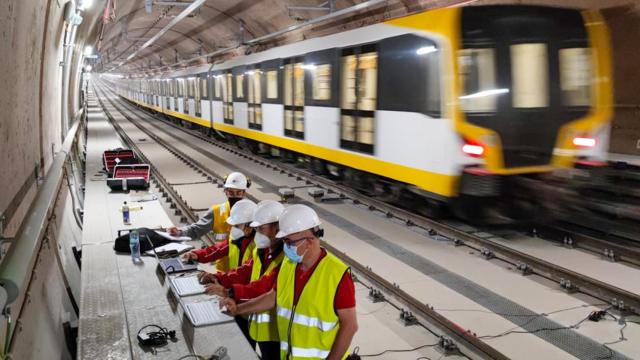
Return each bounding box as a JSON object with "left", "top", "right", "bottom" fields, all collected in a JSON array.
[{"left": 349, "top": 343, "right": 439, "bottom": 358}]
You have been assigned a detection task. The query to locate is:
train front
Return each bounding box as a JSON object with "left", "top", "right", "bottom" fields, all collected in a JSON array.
[{"left": 452, "top": 6, "right": 613, "bottom": 222}]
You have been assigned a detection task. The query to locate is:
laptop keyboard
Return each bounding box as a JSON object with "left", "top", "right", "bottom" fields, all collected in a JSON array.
[
  {"left": 185, "top": 299, "right": 233, "bottom": 326},
  {"left": 171, "top": 276, "right": 205, "bottom": 296}
]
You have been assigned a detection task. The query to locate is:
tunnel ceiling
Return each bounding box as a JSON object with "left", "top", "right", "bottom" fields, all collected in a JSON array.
[{"left": 94, "top": 0, "right": 638, "bottom": 75}]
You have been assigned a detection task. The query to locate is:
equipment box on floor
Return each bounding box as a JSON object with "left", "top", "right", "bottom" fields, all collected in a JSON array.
[
  {"left": 107, "top": 164, "right": 151, "bottom": 191},
  {"left": 102, "top": 148, "right": 138, "bottom": 175}
]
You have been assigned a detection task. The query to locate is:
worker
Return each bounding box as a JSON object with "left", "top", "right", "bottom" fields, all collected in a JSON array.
[
  {"left": 202, "top": 200, "right": 285, "bottom": 359},
  {"left": 190, "top": 198, "right": 257, "bottom": 280},
  {"left": 221, "top": 204, "right": 358, "bottom": 360},
  {"left": 169, "top": 172, "right": 250, "bottom": 271},
  {"left": 186, "top": 198, "right": 257, "bottom": 346}
]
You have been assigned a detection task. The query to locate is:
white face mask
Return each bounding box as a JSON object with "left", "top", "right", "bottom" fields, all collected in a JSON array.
[
  {"left": 254, "top": 232, "right": 271, "bottom": 249},
  {"left": 230, "top": 226, "right": 245, "bottom": 240}
]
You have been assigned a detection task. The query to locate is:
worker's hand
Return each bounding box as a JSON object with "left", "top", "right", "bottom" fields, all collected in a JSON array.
[
  {"left": 205, "top": 283, "right": 228, "bottom": 297},
  {"left": 197, "top": 271, "right": 218, "bottom": 284},
  {"left": 167, "top": 226, "right": 180, "bottom": 236},
  {"left": 182, "top": 251, "right": 198, "bottom": 262},
  {"left": 220, "top": 297, "right": 238, "bottom": 315}
]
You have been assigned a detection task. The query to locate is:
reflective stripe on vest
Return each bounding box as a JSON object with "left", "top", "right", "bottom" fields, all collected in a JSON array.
[
  {"left": 248, "top": 248, "right": 284, "bottom": 342},
  {"left": 276, "top": 253, "right": 349, "bottom": 360},
  {"left": 212, "top": 201, "right": 231, "bottom": 272},
  {"left": 276, "top": 306, "right": 337, "bottom": 332},
  {"left": 280, "top": 342, "right": 330, "bottom": 359}
]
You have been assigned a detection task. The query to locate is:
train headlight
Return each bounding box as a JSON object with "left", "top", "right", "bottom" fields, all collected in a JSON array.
[
  {"left": 462, "top": 139, "right": 485, "bottom": 158},
  {"left": 572, "top": 137, "right": 596, "bottom": 148}
]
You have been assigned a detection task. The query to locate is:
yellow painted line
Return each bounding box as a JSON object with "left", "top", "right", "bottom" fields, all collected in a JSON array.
[
  {"left": 126, "top": 96, "right": 458, "bottom": 197},
  {"left": 212, "top": 122, "right": 458, "bottom": 197}
]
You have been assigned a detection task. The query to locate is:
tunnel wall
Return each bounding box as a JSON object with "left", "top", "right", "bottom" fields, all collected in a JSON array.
[
  {"left": 0, "top": 0, "right": 102, "bottom": 358},
  {"left": 604, "top": 6, "right": 640, "bottom": 156}
]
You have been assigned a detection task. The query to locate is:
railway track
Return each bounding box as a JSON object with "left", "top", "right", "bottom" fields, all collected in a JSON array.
[
  {"left": 93, "top": 83, "right": 507, "bottom": 360},
  {"left": 94, "top": 81, "right": 640, "bottom": 359},
  {"left": 102, "top": 82, "right": 640, "bottom": 318}
]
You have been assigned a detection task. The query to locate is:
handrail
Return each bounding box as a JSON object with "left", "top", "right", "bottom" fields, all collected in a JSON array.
[{"left": 0, "top": 112, "right": 83, "bottom": 308}]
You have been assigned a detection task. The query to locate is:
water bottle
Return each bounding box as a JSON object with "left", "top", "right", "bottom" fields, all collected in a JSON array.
[
  {"left": 130, "top": 229, "right": 141, "bottom": 262},
  {"left": 122, "top": 201, "right": 130, "bottom": 225}
]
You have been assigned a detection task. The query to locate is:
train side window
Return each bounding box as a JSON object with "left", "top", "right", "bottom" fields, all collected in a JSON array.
[
  {"left": 511, "top": 43, "right": 549, "bottom": 108},
  {"left": 357, "top": 53, "right": 377, "bottom": 111},
  {"left": 459, "top": 48, "right": 499, "bottom": 113},
  {"left": 214, "top": 76, "right": 221, "bottom": 99},
  {"left": 310, "top": 64, "right": 331, "bottom": 101},
  {"left": 224, "top": 73, "right": 234, "bottom": 123},
  {"left": 294, "top": 63, "right": 304, "bottom": 106},
  {"left": 177, "top": 80, "right": 183, "bottom": 97},
  {"left": 377, "top": 34, "right": 443, "bottom": 117},
  {"left": 248, "top": 69, "right": 262, "bottom": 130},
  {"left": 201, "top": 77, "right": 208, "bottom": 99},
  {"left": 194, "top": 77, "right": 201, "bottom": 114},
  {"left": 283, "top": 60, "right": 304, "bottom": 139},
  {"left": 284, "top": 64, "right": 292, "bottom": 106},
  {"left": 341, "top": 55, "right": 357, "bottom": 109},
  {"left": 266, "top": 70, "right": 278, "bottom": 99},
  {"left": 247, "top": 71, "right": 261, "bottom": 103},
  {"left": 235, "top": 74, "right": 245, "bottom": 99},
  {"left": 559, "top": 48, "right": 591, "bottom": 107},
  {"left": 339, "top": 46, "right": 377, "bottom": 154}
]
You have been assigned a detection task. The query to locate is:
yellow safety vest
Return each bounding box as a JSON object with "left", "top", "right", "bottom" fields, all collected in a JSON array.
[
  {"left": 212, "top": 201, "right": 231, "bottom": 241},
  {"left": 276, "top": 252, "right": 349, "bottom": 360},
  {"left": 248, "top": 248, "right": 285, "bottom": 343},
  {"left": 212, "top": 201, "right": 231, "bottom": 272},
  {"left": 227, "top": 235, "right": 255, "bottom": 271}
]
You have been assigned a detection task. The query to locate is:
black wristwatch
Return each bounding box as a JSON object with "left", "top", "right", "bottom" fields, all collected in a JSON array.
[{"left": 227, "top": 287, "right": 235, "bottom": 299}]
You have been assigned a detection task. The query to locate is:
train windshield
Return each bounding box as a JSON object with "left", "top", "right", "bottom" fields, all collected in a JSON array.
[{"left": 459, "top": 6, "right": 593, "bottom": 168}]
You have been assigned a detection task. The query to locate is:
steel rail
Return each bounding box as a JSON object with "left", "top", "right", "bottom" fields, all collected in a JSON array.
[
  {"left": 94, "top": 82, "right": 509, "bottom": 360},
  {"left": 92, "top": 86, "right": 213, "bottom": 247},
  {"left": 104, "top": 83, "right": 640, "bottom": 316}
]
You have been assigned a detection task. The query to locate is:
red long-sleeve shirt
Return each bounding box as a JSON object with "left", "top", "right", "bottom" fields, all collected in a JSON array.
[
  {"left": 193, "top": 236, "right": 253, "bottom": 263},
  {"left": 215, "top": 248, "right": 283, "bottom": 301}
]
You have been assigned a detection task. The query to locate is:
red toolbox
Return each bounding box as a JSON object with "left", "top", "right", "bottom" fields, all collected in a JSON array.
[
  {"left": 107, "top": 164, "right": 151, "bottom": 191},
  {"left": 102, "top": 149, "right": 138, "bottom": 175}
]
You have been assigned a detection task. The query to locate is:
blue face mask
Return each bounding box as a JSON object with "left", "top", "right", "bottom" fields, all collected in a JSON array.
[{"left": 284, "top": 242, "right": 306, "bottom": 263}]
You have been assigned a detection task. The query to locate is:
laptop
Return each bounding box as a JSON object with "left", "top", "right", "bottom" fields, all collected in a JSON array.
[
  {"left": 159, "top": 258, "right": 199, "bottom": 274},
  {"left": 184, "top": 299, "right": 234, "bottom": 327},
  {"left": 170, "top": 275, "right": 206, "bottom": 297}
]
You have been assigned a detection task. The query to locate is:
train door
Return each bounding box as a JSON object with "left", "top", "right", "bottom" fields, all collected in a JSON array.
[
  {"left": 247, "top": 66, "right": 262, "bottom": 130},
  {"left": 339, "top": 44, "right": 377, "bottom": 154},
  {"left": 283, "top": 57, "right": 305, "bottom": 139},
  {"left": 222, "top": 72, "right": 234, "bottom": 124},
  {"left": 194, "top": 75, "right": 201, "bottom": 117}
]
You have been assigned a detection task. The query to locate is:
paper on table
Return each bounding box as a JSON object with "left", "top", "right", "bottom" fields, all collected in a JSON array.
[
  {"left": 154, "top": 230, "right": 192, "bottom": 242},
  {"left": 144, "top": 242, "right": 194, "bottom": 256}
]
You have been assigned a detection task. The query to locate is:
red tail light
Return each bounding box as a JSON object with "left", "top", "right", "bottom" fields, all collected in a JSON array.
[
  {"left": 573, "top": 137, "right": 596, "bottom": 148},
  {"left": 462, "top": 139, "right": 485, "bottom": 158}
]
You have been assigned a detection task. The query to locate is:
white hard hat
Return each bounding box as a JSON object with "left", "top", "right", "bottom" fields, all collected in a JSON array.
[
  {"left": 250, "top": 200, "right": 285, "bottom": 228},
  {"left": 276, "top": 204, "right": 321, "bottom": 239},
  {"left": 226, "top": 199, "right": 257, "bottom": 225},
  {"left": 224, "top": 172, "right": 248, "bottom": 190}
]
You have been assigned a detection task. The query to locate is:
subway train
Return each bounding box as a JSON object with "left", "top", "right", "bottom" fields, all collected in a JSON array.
[{"left": 109, "top": 5, "right": 613, "bottom": 223}]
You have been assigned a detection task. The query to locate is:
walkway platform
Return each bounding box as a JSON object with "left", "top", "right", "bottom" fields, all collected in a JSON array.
[{"left": 77, "top": 90, "right": 257, "bottom": 359}]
